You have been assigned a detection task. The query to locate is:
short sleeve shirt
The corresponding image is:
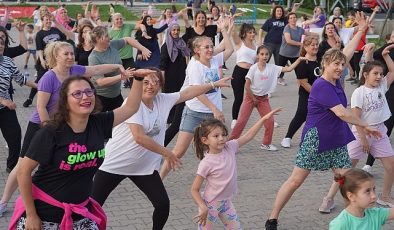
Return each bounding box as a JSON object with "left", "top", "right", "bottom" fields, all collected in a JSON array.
[
  {"left": 109, "top": 24, "right": 135, "bottom": 59},
  {"left": 295, "top": 60, "right": 320, "bottom": 97},
  {"left": 279, "top": 25, "right": 304, "bottom": 58},
  {"left": 246, "top": 63, "right": 281, "bottom": 96},
  {"left": 197, "top": 140, "right": 239, "bottom": 202},
  {"left": 99, "top": 93, "right": 180, "bottom": 175},
  {"left": 301, "top": 78, "right": 355, "bottom": 153},
  {"left": 329, "top": 208, "right": 390, "bottom": 230},
  {"left": 26, "top": 112, "right": 114, "bottom": 223},
  {"left": 182, "top": 25, "right": 218, "bottom": 47},
  {"left": 351, "top": 78, "right": 391, "bottom": 125},
  {"left": 261, "top": 18, "right": 288, "bottom": 45},
  {"left": 36, "top": 27, "right": 66, "bottom": 51},
  {"left": 88, "top": 39, "right": 125, "bottom": 98},
  {"left": 30, "top": 65, "right": 87, "bottom": 124},
  {"left": 182, "top": 53, "right": 223, "bottom": 113}
]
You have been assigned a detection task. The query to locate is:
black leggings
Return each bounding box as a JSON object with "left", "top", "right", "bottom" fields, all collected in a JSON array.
[
  {"left": 365, "top": 84, "right": 394, "bottom": 166},
  {"left": 285, "top": 93, "right": 308, "bottom": 139},
  {"left": 27, "top": 60, "right": 48, "bottom": 101},
  {"left": 0, "top": 108, "right": 21, "bottom": 170},
  {"left": 264, "top": 42, "right": 281, "bottom": 66},
  {"left": 20, "top": 121, "right": 41, "bottom": 157},
  {"left": 97, "top": 94, "right": 124, "bottom": 112},
  {"left": 164, "top": 102, "right": 185, "bottom": 147},
  {"left": 278, "top": 55, "right": 298, "bottom": 79},
  {"left": 231, "top": 65, "right": 249, "bottom": 120},
  {"left": 350, "top": 52, "right": 363, "bottom": 80},
  {"left": 91, "top": 170, "right": 169, "bottom": 230}
]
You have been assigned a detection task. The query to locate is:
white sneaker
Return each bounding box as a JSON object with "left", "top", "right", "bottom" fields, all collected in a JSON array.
[
  {"left": 274, "top": 122, "right": 279, "bottom": 128},
  {"left": 231, "top": 119, "right": 237, "bottom": 129},
  {"left": 277, "top": 79, "right": 287, "bottom": 86},
  {"left": 362, "top": 165, "right": 372, "bottom": 173},
  {"left": 261, "top": 144, "right": 278, "bottom": 151},
  {"left": 281, "top": 138, "right": 291, "bottom": 148}
]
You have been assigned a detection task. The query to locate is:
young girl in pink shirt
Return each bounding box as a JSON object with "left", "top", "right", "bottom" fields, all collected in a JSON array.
[{"left": 191, "top": 108, "right": 281, "bottom": 229}]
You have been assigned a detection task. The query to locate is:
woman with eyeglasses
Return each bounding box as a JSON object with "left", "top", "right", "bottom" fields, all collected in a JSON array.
[
  {"left": 91, "top": 68, "right": 230, "bottom": 230},
  {"left": 160, "top": 18, "right": 234, "bottom": 179},
  {"left": 89, "top": 26, "right": 151, "bottom": 112},
  {"left": 0, "top": 41, "right": 133, "bottom": 218},
  {"left": 11, "top": 67, "right": 152, "bottom": 229}
]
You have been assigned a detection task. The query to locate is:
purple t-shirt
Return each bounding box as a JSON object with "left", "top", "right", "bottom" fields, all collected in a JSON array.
[
  {"left": 314, "top": 14, "right": 326, "bottom": 28},
  {"left": 30, "top": 65, "right": 86, "bottom": 124},
  {"left": 301, "top": 78, "right": 355, "bottom": 153}
]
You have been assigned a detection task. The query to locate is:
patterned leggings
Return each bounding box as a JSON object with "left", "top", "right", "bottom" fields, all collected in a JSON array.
[
  {"left": 16, "top": 217, "right": 99, "bottom": 230},
  {"left": 198, "top": 199, "right": 242, "bottom": 230}
]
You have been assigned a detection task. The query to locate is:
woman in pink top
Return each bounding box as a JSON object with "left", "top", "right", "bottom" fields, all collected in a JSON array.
[{"left": 191, "top": 108, "right": 281, "bottom": 229}]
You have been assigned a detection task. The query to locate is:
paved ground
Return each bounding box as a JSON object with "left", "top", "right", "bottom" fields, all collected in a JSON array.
[{"left": 1, "top": 28, "right": 394, "bottom": 230}]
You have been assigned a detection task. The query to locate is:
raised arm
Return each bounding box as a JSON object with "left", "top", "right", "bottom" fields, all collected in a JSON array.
[
  {"left": 237, "top": 108, "right": 282, "bottom": 147},
  {"left": 123, "top": 37, "right": 152, "bottom": 60},
  {"left": 84, "top": 64, "right": 126, "bottom": 77},
  {"left": 342, "top": 11, "right": 368, "bottom": 62},
  {"left": 281, "top": 57, "right": 304, "bottom": 72},
  {"left": 382, "top": 44, "right": 394, "bottom": 85},
  {"left": 214, "top": 18, "right": 234, "bottom": 61},
  {"left": 15, "top": 21, "right": 28, "bottom": 50}
]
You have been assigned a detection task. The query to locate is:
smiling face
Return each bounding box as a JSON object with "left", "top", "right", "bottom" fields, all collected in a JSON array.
[
  {"left": 67, "top": 80, "right": 96, "bottom": 117},
  {"left": 113, "top": 14, "right": 123, "bottom": 28},
  {"left": 333, "top": 18, "right": 343, "bottom": 30},
  {"left": 304, "top": 39, "right": 319, "bottom": 56},
  {"left": 195, "top": 12, "right": 206, "bottom": 27},
  {"left": 42, "top": 15, "right": 52, "bottom": 29},
  {"left": 288, "top": 13, "right": 297, "bottom": 25},
  {"left": 142, "top": 73, "right": 161, "bottom": 101},
  {"left": 325, "top": 59, "right": 345, "bottom": 80},
  {"left": 56, "top": 45, "right": 75, "bottom": 68},
  {"left": 275, "top": 7, "right": 283, "bottom": 19},
  {"left": 165, "top": 9, "right": 172, "bottom": 19},
  {"left": 195, "top": 38, "right": 214, "bottom": 60},
  {"left": 145, "top": 16, "right": 153, "bottom": 26},
  {"left": 201, "top": 126, "right": 228, "bottom": 153},
  {"left": 363, "top": 65, "right": 384, "bottom": 88}
]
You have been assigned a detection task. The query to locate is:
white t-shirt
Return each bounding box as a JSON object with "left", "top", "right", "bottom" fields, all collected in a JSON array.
[
  {"left": 246, "top": 63, "right": 282, "bottom": 96},
  {"left": 351, "top": 78, "right": 391, "bottom": 125},
  {"left": 183, "top": 53, "right": 224, "bottom": 113},
  {"left": 99, "top": 93, "right": 180, "bottom": 175},
  {"left": 26, "top": 32, "right": 36, "bottom": 50},
  {"left": 339, "top": 27, "right": 355, "bottom": 46}
]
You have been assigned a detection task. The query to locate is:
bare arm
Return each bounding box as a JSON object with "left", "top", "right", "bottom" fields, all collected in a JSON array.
[
  {"left": 177, "top": 77, "right": 231, "bottom": 104},
  {"left": 237, "top": 108, "right": 282, "bottom": 147},
  {"left": 382, "top": 44, "right": 394, "bottom": 85},
  {"left": 123, "top": 37, "right": 152, "bottom": 60},
  {"left": 281, "top": 58, "right": 302, "bottom": 72},
  {"left": 36, "top": 91, "right": 51, "bottom": 123},
  {"left": 342, "top": 12, "right": 368, "bottom": 62},
  {"left": 17, "top": 157, "right": 41, "bottom": 229},
  {"left": 191, "top": 175, "right": 208, "bottom": 226},
  {"left": 84, "top": 64, "right": 125, "bottom": 77},
  {"left": 16, "top": 22, "right": 28, "bottom": 50},
  {"left": 258, "top": 28, "right": 264, "bottom": 46},
  {"left": 352, "top": 107, "right": 370, "bottom": 153},
  {"left": 298, "top": 79, "right": 312, "bottom": 93},
  {"left": 214, "top": 18, "right": 233, "bottom": 61},
  {"left": 284, "top": 32, "right": 302, "bottom": 46}
]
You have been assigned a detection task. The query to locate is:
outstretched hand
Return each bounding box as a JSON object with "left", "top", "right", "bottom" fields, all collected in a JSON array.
[
  {"left": 132, "top": 68, "right": 156, "bottom": 78},
  {"left": 261, "top": 107, "right": 282, "bottom": 121},
  {"left": 213, "top": 76, "right": 232, "bottom": 88}
]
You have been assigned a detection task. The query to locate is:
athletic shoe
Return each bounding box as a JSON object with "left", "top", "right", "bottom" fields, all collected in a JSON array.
[
  {"left": 22, "top": 98, "right": 32, "bottom": 108},
  {"left": 319, "top": 197, "right": 335, "bottom": 213},
  {"left": 277, "top": 79, "right": 287, "bottom": 86},
  {"left": 0, "top": 202, "right": 7, "bottom": 217},
  {"left": 274, "top": 122, "right": 279, "bottom": 128},
  {"left": 362, "top": 165, "right": 372, "bottom": 173},
  {"left": 265, "top": 219, "right": 278, "bottom": 230},
  {"left": 281, "top": 138, "right": 291, "bottom": 148},
  {"left": 377, "top": 194, "right": 394, "bottom": 208},
  {"left": 261, "top": 144, "right": 278, "bottom": 151},
  {"left": 231, "top": 119, "right": 237, "bottom": 129}
]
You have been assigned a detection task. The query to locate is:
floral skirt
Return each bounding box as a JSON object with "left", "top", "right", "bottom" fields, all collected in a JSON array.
[
  {"left": 16, "top": 217, "right": 99, "bottom": 230},
  {"left": 295, "top": 127, "right": 352, "bottom": 171}
]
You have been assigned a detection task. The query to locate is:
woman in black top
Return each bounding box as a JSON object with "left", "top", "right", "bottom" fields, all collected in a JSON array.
[
  {"left": 75, "top": 22, "right": 94, "bottom": 66},
  {"left": 182, "top": 10, "right": 219, "bottom": 47},
  {"left": 159, "top": 22, "right": 190, "bottom": 146}
]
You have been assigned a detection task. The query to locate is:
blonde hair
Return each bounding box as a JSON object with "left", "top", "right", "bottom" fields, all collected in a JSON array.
[
  {"left": 191, "top": 36, "right": 212, "bottom": 58},
  {"left": 44, "top": 41, "right": 73, "bottom": 68},
  {"left": 320, "top": 48, "right": 346, "bottom": 74}
]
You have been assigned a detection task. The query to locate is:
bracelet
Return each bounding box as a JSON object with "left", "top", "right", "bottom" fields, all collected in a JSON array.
[
  {"left": 134, "top": 76, "right": 144, "bottom": 81},
  {"left": 210, "top": 81, "right": 215, "bottom": 89}
]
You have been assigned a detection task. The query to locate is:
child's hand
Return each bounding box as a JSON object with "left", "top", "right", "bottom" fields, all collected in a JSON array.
[
  {"left": 382, "top": 44, "right": 394, "bottom": 56},
  {"left": 364, "top": 126, "right": 382, "bottom": 139},
  {"left": 193, "top": 206, "right": 208, "bottom": 226},
  {"left": 261, "top": 108, "right": 282, "bottom": 121}
]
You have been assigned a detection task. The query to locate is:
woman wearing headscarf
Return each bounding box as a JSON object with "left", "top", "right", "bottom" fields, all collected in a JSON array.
[
  {"left": 135, "top": 15, "right": 168, "bottom": 68},
  {"left": 159, "top": 22, "right": 190, "bottom": 146}
]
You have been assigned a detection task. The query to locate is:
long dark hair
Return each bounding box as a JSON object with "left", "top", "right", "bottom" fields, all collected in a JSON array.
[
  {"left": 77, "top": 22, "right": 94, "bottom": 49},
  {"left": 46, "top": 77, "right": 102, "bottom": 128},
  {"left": 135, "top": 16, "right": 156, "bottom": 40},
  {"left": 239, "top": 23, "right": 255, "bottom": 40},
  {"left": 0, "top": 26, "right": 13, "bottom": 48},
  {"left": 358, "top": 61, "right": 384, "bottom": 87},
  {"left": 322, "top": 22, "right": 340, "bottom": 41},
  {"left": 271, "top": 5, "right": 285, "bottom": 20}
]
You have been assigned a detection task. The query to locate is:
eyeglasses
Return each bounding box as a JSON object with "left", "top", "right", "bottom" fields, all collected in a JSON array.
[
  {"left": 200, "top": 45, "right": 214, "bottom": 50},
  {"left": 207, "top": 17, "right": 214, "bottom": 20},
  {"left": 69, "top": 88, "right": 95, "bottom": 99}
]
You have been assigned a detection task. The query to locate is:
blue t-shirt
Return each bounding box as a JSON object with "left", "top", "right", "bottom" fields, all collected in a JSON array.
[
  {"left": 261, "top": 18, "right": 288, "bottom": 45},
  {"left": 329, "top": 208, "right": 390, "bottom": 230},
  {"left": 301, "top": 77, "right": 355, "bottom": 153}
]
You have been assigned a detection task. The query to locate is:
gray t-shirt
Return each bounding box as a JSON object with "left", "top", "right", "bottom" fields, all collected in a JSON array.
[
  {"left": 89, "top": 39, "right": 125, "bottom": 98},
  {"left": 279, "top": 25, "right": 304, "bottom": 58}
]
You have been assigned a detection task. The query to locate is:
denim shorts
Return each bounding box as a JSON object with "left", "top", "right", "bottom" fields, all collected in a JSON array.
[{"left": 179, "top": 106, "right": 214, "bottom": 133}]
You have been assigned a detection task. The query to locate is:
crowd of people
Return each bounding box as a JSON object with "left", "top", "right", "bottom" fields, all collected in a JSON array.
[{"left": 0, "top": 1, "right": 392, "bottom": 229}]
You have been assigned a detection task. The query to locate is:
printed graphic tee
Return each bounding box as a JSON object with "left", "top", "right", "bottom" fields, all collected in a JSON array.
[{"left": 25, "top": 112, "right": 114, "bottom": 223}]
